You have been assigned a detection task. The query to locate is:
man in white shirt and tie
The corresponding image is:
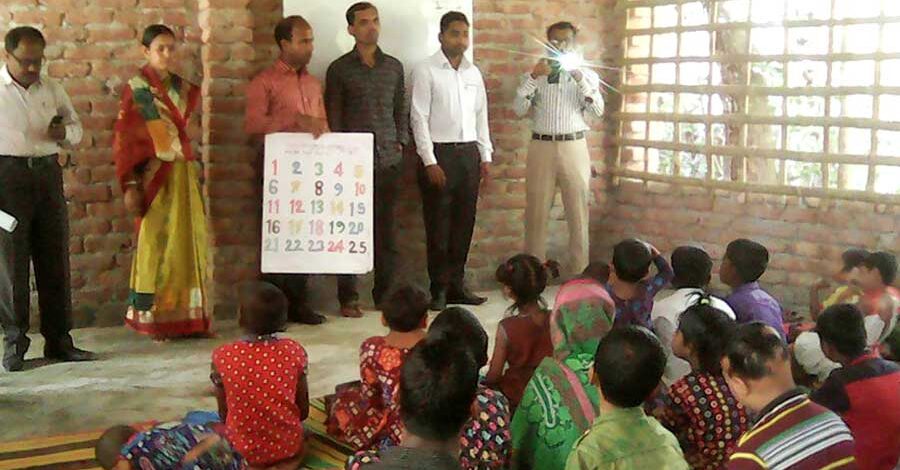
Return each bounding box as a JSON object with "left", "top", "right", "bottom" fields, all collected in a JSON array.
[
  {"left": 410, "top": 11, "right": 493, "bottom": 311},
  {"left": 0, "top": 27, "right": 95, "bottom": 371},
  {"left": 514, "top": 22, "right": 604, "bottom": 275}
]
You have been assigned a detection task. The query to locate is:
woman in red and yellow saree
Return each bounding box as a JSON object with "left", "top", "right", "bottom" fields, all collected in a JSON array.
[{"left": 113, "top": 25, "right": 209, "bottom": 339}]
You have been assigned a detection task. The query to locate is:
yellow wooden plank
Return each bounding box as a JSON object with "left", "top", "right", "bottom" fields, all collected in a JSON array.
[{"left": 0, "top": 448, "right": 94, "bottom": 470}]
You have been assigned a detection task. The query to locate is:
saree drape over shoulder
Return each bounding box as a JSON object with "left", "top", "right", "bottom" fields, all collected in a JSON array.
[{"left": 113, "top": 65, "right": 209, "bottom": 338}]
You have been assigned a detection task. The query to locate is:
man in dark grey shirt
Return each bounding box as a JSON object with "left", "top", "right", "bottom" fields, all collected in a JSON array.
[{"left": 325, "top": 2, "right": 409, "bottom": 308}]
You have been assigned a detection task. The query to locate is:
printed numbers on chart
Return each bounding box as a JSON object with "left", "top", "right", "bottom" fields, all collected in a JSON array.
[
  {"left": 268, "top": 179, "right": 278, "bottom": 195},
  {"left": 289, "top": 220, "right": 304, "bottom": 235},
  {"left": 308, "top": 240, "right": 325, "bottom": 252},
  {"left": 309, "top": 220, "right": 324, "bottom": 236},
  {"left": 331, "top": 200, "right": 345, "bottom": 215},
  {"left": 285, "top": 239, "right": 305, "bottom": 252},
  {"left": 291, "top": 181, "right": 302, "bottom": 193},
  {"left": 334, "top": 183, "right": 344, "bottom": 196},
  {"left": 267, "top": 199, "right": 280, "bottom": 215},
  {"left": 355, "top": 182, "right": 366, "bottom": 196},
  {"left": 311, "top": 199, "right": 325, "bottom": 214},
  {"left": 292, "top": 161, "right": 303, "bottom": 175},
  {"left": 271, "top": 160, "right": 279, "bottom": 176},
  {"left": 265, "top": 219, "right": 281, "bottom": 235},
  {"left": 290, "top": 199, "right": 305, "bottom": 214},
  {"left": 315, "top": 162, "right": 324, "bottom": 176},
  {"left": 327, "top": 240, "right": 345, "bottom": 253},
  {"left": 349, "top": 241, "right": 368, "bottom": 254},
  {"left": 350, "top": 202, "right": 366, "bottom": 217},
  {"left": 315, "top": 181, "right": 324, "bottom": 196},
  {"left": 349, "top": 222, "right": 364, "bottom": 236},
  {"left": 264, "top": 238, "right": 279, "bottom": 252},
  {"left": 334, "top": 162, "right": 344, "bottom": 177},
  {"left": 354, "top": 165, "right": 364, "bottom": 179}
]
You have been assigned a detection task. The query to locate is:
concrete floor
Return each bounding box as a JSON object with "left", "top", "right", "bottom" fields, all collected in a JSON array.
[{"left": 0, "top": 287, "right": 539, "bottom": 442}]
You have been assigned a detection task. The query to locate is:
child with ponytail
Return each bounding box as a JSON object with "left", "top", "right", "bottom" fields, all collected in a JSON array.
[{"left": 484, "top": 254, "right": 560, "bottom": 409}]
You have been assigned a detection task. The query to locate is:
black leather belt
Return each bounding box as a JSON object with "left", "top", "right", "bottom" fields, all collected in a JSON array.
[
  {"left": 532, "top": 131, "right": 585, "bottom": 141},
  {"left": 0, "top": 154, "right": 58, "bottom": 168},
  {"left": 434, "top": 142, "right": 477, "bottom": 148}
]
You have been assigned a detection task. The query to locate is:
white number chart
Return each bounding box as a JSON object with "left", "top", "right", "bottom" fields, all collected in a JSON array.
[{"left": 262, "top": 133, "right": 374, "bottom": 274}]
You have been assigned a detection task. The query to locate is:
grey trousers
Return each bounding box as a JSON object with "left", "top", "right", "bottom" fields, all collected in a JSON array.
[{"left": 0, "top": 155, "right": 74, "bottom": 351}]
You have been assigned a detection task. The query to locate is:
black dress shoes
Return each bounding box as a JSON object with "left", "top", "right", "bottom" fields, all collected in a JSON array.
[
  {"left": 289, "top": 304, "right": 326, "bottom": 325},
  {"left": 44, "top": 345, "right": 97, "bottom": 362},
  {"left": 447, "top": 287, "right": 487, "bottom": 306}
]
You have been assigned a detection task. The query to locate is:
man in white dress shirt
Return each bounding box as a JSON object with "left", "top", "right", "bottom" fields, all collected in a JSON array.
[
  {"left": 650, "top": 246, "right": 736, "bottom": 385},
  {"left": 0, "top": 27, "right": 95, "bottom": 371},
  {"left": 514, "top": 22, "right": 604, "bottom": 274},
  {"left": 410, "top": 11, "right": 493, "bottom": 311}
]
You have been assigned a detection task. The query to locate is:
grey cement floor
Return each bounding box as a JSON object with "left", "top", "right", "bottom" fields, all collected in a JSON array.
[{"left": 0, "top": 287, "right": 541, "bottom": 442}]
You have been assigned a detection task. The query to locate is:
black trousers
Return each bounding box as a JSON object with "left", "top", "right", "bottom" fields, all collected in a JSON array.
[
  {"left": 417, "top": 143, "right": 480, "bottom": 296},
  {"left": 0, "top": 155, "right": 74, "bottom": 352},
  {"left": 371, "top": 163, "right": 401, "bottom": 304}
]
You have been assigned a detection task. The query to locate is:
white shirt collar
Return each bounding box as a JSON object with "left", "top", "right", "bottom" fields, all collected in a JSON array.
[
  {"left": 0, "top": 65, "right": 14, "bottom": 86},
  {"left": 432, "top": 50, "right": 471, "bottom": 71},
  {"left": 0, "top": 64, "right": 42, "bottom": 89}
]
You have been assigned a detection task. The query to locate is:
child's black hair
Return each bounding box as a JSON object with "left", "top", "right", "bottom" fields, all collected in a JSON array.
[
  {"left": 817, "top": 304, "right": 868, "bottom": 359},
  {"left": 672, "top": 246, "right": 713, "bottom": 289},
  {"left": 724, "top": 322, "right": 789, "bottom": 380},
  {"left": 678, "top": 296, "right": 737, "bottom": 374},
  {"left": 725, "top": 239, "right": 770, "bottom": 284},
  {"left": 495, "top": 254, "right": 560, "bottom": 313},
  {"left": 863, "top": 251, "right": 897, "bottom": 286},
  {"left": 841, "top": 248, "right": 870, "bottom": 273},
  {"left": 238, "top": 281, "right": 287, "bottom": 336},
  {"left": 593, "top": 326, "right": 666, "bottom": 408},
  {"left": 429, "top": 307, "right": 488, "bottom": 367},
  {"left": 382, "top": 284, "right": 429, "bottom": 332},
  {"left": 96, "top": 425, "right": 137, "bottom": 469},
  {"left": 400, "top": 332, "right": 479, "bottom": 441},
  {"left": 612, "top": 239, "right": 653, "bottom": 283}
]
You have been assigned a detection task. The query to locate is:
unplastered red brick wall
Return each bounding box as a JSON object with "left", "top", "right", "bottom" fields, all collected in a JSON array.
[{"left": 590, "top": 182, "right": 900, "bottom": 313}]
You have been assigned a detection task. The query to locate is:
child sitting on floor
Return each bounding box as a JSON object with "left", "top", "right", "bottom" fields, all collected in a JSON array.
[
  {"left": 605, "top": 239, "right": 674, "bottom": 329},
  {"left": 484, "top": 254, "right": 559, "bottom": 409},
  {"left": 96, "top": 422, "right": 246, "bottom": 470},
  {"left": 345, "top": 331, "right": 480, "bottom": 470},
  {"left": 648, "top": 299, "right": 749, "bottom": 470},
  {"left": 858, "top": 251, "right": 899, "bottom": 345},
  {"left": 328, "top": 285, "right": 429, "bottom": 451},
  {"left": 720, "top": 238, "right": 785, "bottom": 338},
  {"left": 211, "top": 281, "right": 309, "bottom": 470},
  {"left": 809, "top": 248, "right": 869, "bottom": 320},
  {"left": 431, "top": 307, "right": 512, "bottom": 469}
]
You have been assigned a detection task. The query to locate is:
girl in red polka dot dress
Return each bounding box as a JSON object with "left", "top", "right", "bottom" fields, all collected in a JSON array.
[
  {"left": 211, "top": 282, "right": 310, "bottom": 470},
  {"left": 327, "top": 285, "right": 429, "bottom": 451},
  {"left": 647, "top": 299, "right": 750, "bottom": 470}
]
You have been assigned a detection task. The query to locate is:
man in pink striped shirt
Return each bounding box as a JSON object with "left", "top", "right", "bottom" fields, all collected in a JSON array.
[{"left": 244, "top": 16, "right": 362, "bottom": 324}]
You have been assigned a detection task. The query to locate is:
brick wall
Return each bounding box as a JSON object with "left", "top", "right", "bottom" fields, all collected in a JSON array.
[
  {"left": 2, "top": 0, "right": 203, "bottom": 327},
  {"left": 4, "top": 0, "right": 894, "bottom": 327}
]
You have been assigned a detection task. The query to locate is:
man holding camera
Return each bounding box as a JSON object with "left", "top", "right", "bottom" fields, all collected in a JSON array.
[{"left": 514, "top": 22, "right": 604, "bottom": 275}]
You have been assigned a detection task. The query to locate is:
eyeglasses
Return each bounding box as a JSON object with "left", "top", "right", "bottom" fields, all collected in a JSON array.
[{"left": 9, "top": 53, "right": 44, "bottom": 69}]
